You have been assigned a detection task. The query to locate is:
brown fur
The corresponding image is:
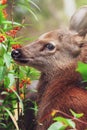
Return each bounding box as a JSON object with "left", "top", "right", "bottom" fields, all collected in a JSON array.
[{"left": 11, "top": 6, "right": 87, "bottom": 130}]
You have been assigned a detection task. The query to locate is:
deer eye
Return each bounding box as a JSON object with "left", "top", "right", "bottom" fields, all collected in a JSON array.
[{"left": 45, "top": 43, "right": 55, "bottom": 50}]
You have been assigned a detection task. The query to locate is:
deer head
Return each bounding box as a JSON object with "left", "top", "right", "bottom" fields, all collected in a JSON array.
[{"left": 11, "top": 6, "right": 87, "bottom": 76}]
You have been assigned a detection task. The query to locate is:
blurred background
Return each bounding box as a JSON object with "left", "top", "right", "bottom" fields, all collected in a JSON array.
[{"left": 8, "top": 0, "right": 87, "bottom": 42}]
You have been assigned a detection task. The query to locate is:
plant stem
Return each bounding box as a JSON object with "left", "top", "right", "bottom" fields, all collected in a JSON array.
[
  {"left": 16, "top": 66, "right": 20, "bottom": 122},
  {"left": 11, "top": 0, "right": 15, "bottom": 27}
]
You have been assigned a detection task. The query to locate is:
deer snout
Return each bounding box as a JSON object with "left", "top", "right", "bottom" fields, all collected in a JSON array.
[
  {"left": 11, "top": 49, "right": 29, "bottom": 64},
  {"left": 11, "top": 49, "right": 22, "bottom": 60}
]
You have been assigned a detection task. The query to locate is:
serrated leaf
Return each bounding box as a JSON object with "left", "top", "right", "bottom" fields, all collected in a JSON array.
[
  {"left": 70, "top": 109, "right": 84, "bottom": 118},
  {"left": 48, "top": 122, "right": 66, "bottom": 130}
]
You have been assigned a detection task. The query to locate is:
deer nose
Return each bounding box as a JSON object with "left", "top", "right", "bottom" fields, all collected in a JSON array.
[{"left": 11, "top": 49, "right": 22, "bottom": 59}]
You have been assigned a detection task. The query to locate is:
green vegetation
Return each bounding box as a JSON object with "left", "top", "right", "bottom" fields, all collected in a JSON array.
[{"left": 0, "top": 0, "right": 87, "bottom": 130}]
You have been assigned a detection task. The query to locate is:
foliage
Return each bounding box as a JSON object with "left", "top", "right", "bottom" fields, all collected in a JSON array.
[
  {"left": 0, "top": 0, "right": 39, "bottom": 130},
  {"left": 48, "top": 109, "right": 87, "bottom": 130},
  {"left": 76, "top": 61, "right": 87, "bottom": 81},
  {"left": 76, "top": 0, "right": 87, "bottom": 7}
]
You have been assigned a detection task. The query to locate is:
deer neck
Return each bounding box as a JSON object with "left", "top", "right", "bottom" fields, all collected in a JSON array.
[{"left": 37, "top": 63, "right": 83, "bottom": 103}]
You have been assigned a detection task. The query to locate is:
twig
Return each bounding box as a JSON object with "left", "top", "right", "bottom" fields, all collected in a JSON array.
[
  {"left": 39, "top": 109, "right": 87, "bottom": 126},
  {"left": 11, "top": 0, "right": 15, "bottom": 27}
]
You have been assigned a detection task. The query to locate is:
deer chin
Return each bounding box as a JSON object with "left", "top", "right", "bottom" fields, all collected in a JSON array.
[{"left": 13, "top": 57, "right": 34, "bottom": 65}]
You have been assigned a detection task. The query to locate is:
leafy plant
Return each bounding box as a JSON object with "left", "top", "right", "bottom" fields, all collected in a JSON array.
[
  {"left": 76, "top": 61, "right": 87, "bottom": 81},
  {"left": 0, "top": 0, "right": 39, "bottom": 129},
  {"left": 47, "top": 109, "right": 87, "bottom": 130}
]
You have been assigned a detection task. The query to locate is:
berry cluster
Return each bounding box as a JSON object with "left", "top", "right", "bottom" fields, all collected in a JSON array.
[
  {"left": 12, "top": 44, "right": 22, "bottom": 49},
  {"left": 20, "top": 93, "right": 24, "bottom": 100},
  {"left": 6, "top": 26, "right": 21, "bottom": 38},
  {"left": 19, "top": 77, "right": 31, "bottom": 88},
  {"left": 6, "top": 86, "right": 16, "bottom": 93},
  {"left": 0, "top": 34, "right": 6, "bottom": 43}
]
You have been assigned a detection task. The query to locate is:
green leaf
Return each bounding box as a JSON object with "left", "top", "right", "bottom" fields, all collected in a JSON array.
[
  {"left": 8, "top": 86, "right": 24, "bottom": 115},
  {"left": 76, "top": 62, "right": 87, "bottom": 81},
  {"left": 54, "top": 117, "right": 75, "bottom": 128},
  {"left": 0, "top": 66, "right": 6, "bottom": 81},
  {"left": 8, "top": 73, "right": 15, "bottom": 87},
  {"left": 0, "top": 44, "right": 7, "bottom": 56},
  {"left": 3, "top": 107, "right": 19, "bottom": 130},
  {"left": 2, "top": 20, "right": 22, "bottom": 26},
  {"left": 0, "top": 8, "right": 5, "bottom": 25},
  {"left": 27, "top": 7, "right": 38, "bottom": 21},
  {"left": 0, "top": 123, "right": 7, "bottom": 128},
  {"left": 70, "top": 109, "right": 84, "bottom": 118},
  {"left": 4, "top": 52, "right": 11, "bottom": 68},
  {"left": 29, "top": 0, "right": 40, "bottom": 11},
  {"left": 0, "top": 57, "right": 4, "bottom": 65},
  {"left": 0, "top": 99, "right": 4, "bottom": 104},
  {"left": 65, "top": 119, "right": 75, "bottom": 128},
  {"left": 18, "top": 2, "right": 38, "bottom": 21},
  {"left": 48, "top": 122, "right": 66, "bottom": 130},
  {"left": 1, "top": 91, "right": 9, "bottom": 96},
  {"left": 4, "top": 76, "right": 10, "bottom": 88}
]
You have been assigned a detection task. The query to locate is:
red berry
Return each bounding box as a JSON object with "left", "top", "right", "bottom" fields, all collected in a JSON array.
[
  {"left": 12, "top": 44, "right": 22, "bottom": 49},
  {"left": 19, "top": 83, "right": 23, "bottom": 88},
  {"left": 0, "top": 0, "right": 7, "bottom": 5}
]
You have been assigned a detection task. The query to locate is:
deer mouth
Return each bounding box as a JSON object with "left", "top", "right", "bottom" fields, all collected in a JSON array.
[
  {"left": 13, "top": 58, "right": 29, "bottom": 64},
  {"left": 12, "top": 56, "right": 35, "bottom": 65}
]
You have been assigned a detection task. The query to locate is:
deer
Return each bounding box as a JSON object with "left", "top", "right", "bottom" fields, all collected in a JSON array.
[{"left": 11, "top": 6, "right": 87, "bottom": 130}]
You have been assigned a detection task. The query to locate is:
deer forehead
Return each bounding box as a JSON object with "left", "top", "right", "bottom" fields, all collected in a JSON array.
[
  {"left": 33, "top": 29, "right": 79, "bottom": 51},
  {"left": 39, "top": 30, "right": 59, "bottom": 41},
  {"left": 38, "top": 29, "right": 73, "bottom": 43}
]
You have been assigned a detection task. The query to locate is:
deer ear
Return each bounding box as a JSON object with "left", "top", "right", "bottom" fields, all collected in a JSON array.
[
  {"left": 70, "top": 45, "right": 81, "bottom": 57},
  {"left": 69, "top": 6, "right": 87, "bottom": 37},
  {"left": 73, "top": 35, "right": 83, "bottom": 43},
  {"left": 73, "top": 34, "right": 87, "bottom": 48},
  {"left": 69, "top": 35, "right": 84, "bottom": 57}
]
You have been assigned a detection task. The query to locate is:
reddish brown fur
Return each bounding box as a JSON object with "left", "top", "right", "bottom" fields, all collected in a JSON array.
[{"left": 36, "top": 68, "right": 87, "bottom": 130}]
